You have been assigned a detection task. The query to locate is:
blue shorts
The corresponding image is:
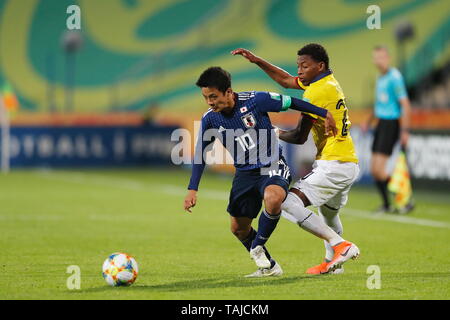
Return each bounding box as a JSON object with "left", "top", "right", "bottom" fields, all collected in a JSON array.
[{"left": 227, "top": 157, "right": 292, "bottom": 219}]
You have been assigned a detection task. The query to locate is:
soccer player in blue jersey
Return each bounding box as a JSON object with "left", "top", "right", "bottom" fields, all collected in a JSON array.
[{"left": 183, "top": 67, "right": 338, "bottom": 277}]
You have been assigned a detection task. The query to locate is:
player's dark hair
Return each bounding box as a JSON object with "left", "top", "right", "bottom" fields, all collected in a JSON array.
[
  {"left": 196, "top": 67, "right": 231, "bottom": 93},
  {"left": 297, "top": 43, "right": 329, "bottom": 70}
]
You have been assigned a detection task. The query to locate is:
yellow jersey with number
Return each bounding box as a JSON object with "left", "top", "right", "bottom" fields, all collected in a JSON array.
[{"left": 296, "top": 72, "right": 358, "bottom": 163}]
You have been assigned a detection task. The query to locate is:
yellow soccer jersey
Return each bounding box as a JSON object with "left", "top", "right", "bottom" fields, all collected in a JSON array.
[{"left": 295, "top": 72, "right": 358, "bottom": 163}]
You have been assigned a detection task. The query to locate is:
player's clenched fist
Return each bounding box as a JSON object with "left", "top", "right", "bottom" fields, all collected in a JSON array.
[
  {"left": 184, "top": 189, "right": 197, "bottom": 213},
  {"left": 231, "top": 48, "right": 259, "bottom": 63}
]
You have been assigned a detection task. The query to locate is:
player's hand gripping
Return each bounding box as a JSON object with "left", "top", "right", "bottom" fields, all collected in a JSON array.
[
  {"left": 324, "top": 111, "right": 338, "bottom": 137},
  {"left": 184, "top": 190, "right": 197, "bottom": 213},
  {"left": 231, "top": 48, "right": 259, "bottom": 63}
]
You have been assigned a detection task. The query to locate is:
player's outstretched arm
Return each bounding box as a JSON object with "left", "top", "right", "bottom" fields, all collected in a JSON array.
[
  {"left": 278, "top": 115, "right": 314, "bottom": 144},
  {"left": 231, "top": 48, "right": 300, "bottom": 89},
  {"left": 255, "top": 92, "right": 336, "bottom": 136},
  {"left": 288, "top": 97, "right": 337, "bottom": 136}
]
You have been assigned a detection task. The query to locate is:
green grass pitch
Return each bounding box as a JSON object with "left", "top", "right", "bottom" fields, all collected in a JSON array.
[{"left": 1, "top": 168, "right": 449, "bottom": 300}]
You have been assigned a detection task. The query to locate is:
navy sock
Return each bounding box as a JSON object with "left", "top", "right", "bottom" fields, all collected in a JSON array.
[
  {"left": 241, "top": 227, "right": 275, "bottom": 268},
  {"left": 241, "top": 228, "right": 257, "bottom": 252},
  {"left": 251, "top": 210, "right": 281, "bottom": 249}
]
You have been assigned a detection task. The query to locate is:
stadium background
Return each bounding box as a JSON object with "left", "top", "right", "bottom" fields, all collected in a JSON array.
[
  {"left": 0, "top": 0, "right": 449, "bottom": 300},
  {"left": 1, "top": 0, "right": 449, "bottom": 185}
]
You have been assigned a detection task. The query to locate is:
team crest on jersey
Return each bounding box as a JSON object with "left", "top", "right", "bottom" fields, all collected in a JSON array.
[{"left": 241, "top": 113, "right": 256, "bottom": 128}]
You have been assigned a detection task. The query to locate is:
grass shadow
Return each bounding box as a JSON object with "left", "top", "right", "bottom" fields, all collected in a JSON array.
[{"left": 77, "top": 274, "right": 328, "bottom": 294}]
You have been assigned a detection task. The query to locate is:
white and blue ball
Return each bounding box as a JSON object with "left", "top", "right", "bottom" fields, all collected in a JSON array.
[{"left": 102, "top": 252, "right": 138, "bottom": 286}]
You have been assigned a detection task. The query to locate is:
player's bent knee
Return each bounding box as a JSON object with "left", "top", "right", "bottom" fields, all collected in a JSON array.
[
  {"left": 373, "top": 171, "right": 384, "bottom": 180},
  {"left": 264, "top": 185, "right": 286, "bottom": 214},
  {"left": 264, "top": 190, "right": 285, "bottom": 213},
  {"left": 230, "top": 225, "right": 250, "bottom": 240},
  {"left": 231, "top": 230, "right": 248, "bottom": 241},
  {"left": 371, "top": 167, "right": 383, "bottom": 180},
  {"left": 371, "top": 167, "right": 380, "bottom": 178}
]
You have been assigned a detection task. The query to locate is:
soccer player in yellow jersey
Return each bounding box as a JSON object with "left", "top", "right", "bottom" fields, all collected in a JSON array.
[{"left": 232, "top": 44, "right": 360, "bottom": 275}]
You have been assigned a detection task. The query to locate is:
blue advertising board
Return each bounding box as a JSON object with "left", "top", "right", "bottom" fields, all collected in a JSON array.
[{"left": 1, "top": 124, "right": 179, "bottom": 167}]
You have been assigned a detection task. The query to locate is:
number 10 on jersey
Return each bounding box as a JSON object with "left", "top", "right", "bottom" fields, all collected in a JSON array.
[{"left": 235, "top": 133, "right": 256, "bottom": 151}]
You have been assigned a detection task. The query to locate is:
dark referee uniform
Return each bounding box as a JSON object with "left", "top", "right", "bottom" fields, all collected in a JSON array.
[{"left": 372, "top": 67, "right": 408, "bottom": 155}]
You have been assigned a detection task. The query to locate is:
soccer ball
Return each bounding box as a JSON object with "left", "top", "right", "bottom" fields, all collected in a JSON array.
[{"left": 102, "top": 252, "right": 138, "bottom": 286}]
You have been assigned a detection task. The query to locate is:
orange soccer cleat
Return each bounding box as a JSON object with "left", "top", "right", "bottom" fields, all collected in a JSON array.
[
  {"left": 306, "top": 261, "right": 345, "bottom": 275},
  {"left": 306, "top": 261, "right": 329, "bottom": 275},
  {"left": 326, "top": 241, "right": 360, "bottom": 273}
]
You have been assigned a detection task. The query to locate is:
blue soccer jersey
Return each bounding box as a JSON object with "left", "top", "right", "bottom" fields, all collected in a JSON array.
[
  {"left": 187, "top": 91, "right": 327, "bottom": 190},
  {"left": 374, "top": 68, "right": 408, "bottom": 120}
]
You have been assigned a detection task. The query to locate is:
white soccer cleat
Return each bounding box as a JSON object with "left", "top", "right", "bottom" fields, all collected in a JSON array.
[
  {"left": 250, "top": 245, "right": 271, "bottom": 269},
  {"left": 245, "top": 262, "right": 283, "bottom": 278}
]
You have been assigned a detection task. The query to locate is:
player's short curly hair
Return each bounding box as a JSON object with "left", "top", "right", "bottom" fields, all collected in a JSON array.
[
  {"left": 196, "top": 67, "right": 231, "bottom": 93},
  {"left": 297, "top": 43, "right": 329, "bottom": 70}
]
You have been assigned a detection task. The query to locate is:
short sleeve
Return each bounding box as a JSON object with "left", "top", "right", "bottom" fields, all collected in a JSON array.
[{"left": 392, "top": 71, "right": 408, "bottom": 100}]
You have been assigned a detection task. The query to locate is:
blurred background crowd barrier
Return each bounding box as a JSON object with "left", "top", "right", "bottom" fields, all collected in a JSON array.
[{"left": 0, "top": 0, "right": 449, "bottom": 187}]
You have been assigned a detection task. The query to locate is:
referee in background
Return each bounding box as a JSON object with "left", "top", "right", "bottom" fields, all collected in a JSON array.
[{"left": 362, "top": 45, "right": 412, "bottom": 213}]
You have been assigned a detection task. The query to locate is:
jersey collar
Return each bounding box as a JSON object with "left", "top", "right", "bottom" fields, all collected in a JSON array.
[
  {"left": 380, "top": 67, "right": 393, "bottom": 77},
  {"left": 310, "top": 69, "right": 332, "bottom": 84}
]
